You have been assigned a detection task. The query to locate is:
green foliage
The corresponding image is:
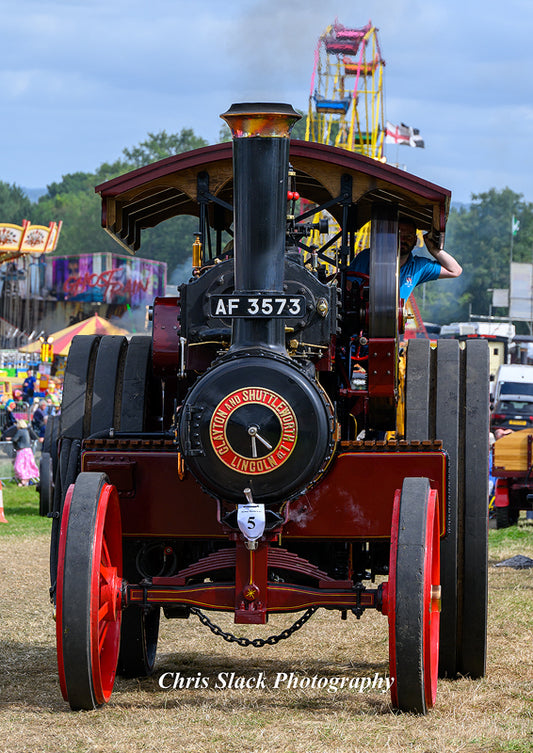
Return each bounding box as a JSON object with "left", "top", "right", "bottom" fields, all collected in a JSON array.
[
  {"left": 291, "top": 111, "right": 308, "bottom": 140},
  {"left": 44, "top": 171, "right": 98, "bottom": 199},
  {"left": 28, "top": 130, "right": 210, "bottom": 262},
  {"left": 0, "top": 181, "right": 33, "bottom": 223},
  {"left": 122, "top": 129, "right": 208, "bottom": 168},
  {"left": 419, "top": 187, "right": 533, "bottom": 324},
  {"left": 32, "top": 188, "right": 118, "bottom": 256}
]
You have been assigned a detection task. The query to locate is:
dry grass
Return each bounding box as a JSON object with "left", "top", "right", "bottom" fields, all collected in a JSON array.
[{"left": 0, "top": 523, "right": 532, "bottom": 753}]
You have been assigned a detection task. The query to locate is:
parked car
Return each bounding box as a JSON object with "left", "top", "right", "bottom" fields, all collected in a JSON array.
[
  {"left": 491, "top": 397, "right": 533, "bottom": 432},
  {"left": 492, "top": 364, "right": 533, "bottom": 405}
]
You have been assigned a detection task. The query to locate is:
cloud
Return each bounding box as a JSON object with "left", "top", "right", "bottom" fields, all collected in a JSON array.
[{"left": 1, "top": 0, "right": 532, "bottom": 206}]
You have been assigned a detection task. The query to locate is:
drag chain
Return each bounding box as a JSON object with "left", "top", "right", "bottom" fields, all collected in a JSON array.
[{"left": 190, "top": 606, "right": 317, "bottom": 647}]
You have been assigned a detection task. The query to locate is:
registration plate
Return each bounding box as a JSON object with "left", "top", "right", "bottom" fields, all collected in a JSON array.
[
  {"left": 509, "top": 419, "right": 527, "bottom": 426},
  {"left": 210, "top": 294, "right": 306, "bottom": 318}
]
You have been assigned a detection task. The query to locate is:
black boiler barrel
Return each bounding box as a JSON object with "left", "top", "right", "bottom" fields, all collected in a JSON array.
[{"left": 220, "top": 103, "right": 301, "bottom": 352}]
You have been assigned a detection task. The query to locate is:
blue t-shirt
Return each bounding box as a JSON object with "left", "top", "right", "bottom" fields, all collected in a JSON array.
[{"left": 350, "top": 249, "right": 441, "bottom": 299}]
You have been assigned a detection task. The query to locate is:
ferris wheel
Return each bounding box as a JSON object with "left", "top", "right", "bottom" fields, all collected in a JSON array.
[
  {"left": 306, "top": 20, "right": 386, "bottom": 160},
  {"left": 304, "top": 21, "right": 427, "bottom": 337}
]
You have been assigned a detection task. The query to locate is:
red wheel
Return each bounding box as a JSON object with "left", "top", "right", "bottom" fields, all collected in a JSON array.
[
  {"left": 56, "top": 472, "right": 122, "bottom": 710},
  {"left": 388, "top": 477, "right": 441, "bottom": 713}
]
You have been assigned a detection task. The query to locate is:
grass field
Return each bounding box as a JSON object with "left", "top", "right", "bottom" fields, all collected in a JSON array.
[{"left": 0, "top": 485, "right": 532, "bottom": 753}]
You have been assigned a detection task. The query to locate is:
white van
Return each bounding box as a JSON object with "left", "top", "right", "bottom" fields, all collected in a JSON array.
[{"left": 493, "top": 364, "right": 533, "bottom": 403}]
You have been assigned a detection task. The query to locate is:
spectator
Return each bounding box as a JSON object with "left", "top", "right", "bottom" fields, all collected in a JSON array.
[
  {"left": 31, "top": 399, "right": 48, "bottom": 440},
  {"left": 1, "top": 399, "right": 17, "bottom": 437},
  {"left": 46, "top": 380, "right": 61, "bottom": 413},
  {"left": 22, "top": 370, "right": 37, "bottom": 406},
  {"left": 12, "top": 419, "right": 39, "bottom": 486}
]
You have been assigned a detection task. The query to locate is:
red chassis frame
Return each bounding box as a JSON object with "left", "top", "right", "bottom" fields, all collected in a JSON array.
[{"left": 82, "top": 440, "right": 447, "bottom": 625}]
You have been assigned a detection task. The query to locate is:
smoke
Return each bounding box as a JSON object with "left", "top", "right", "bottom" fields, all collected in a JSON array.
[
  {"left": 169, "top": 260, "right": 194, "bottom": 288},
  {"left": 109, "top": 306, "right": 152, "bottom": 335}
]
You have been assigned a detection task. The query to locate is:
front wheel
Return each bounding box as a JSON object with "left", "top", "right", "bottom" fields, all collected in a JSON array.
[{"left": 56, "top": 472, "right": 123, "bottom": 710}]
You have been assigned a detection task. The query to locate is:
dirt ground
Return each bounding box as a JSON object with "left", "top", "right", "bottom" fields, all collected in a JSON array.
[{"left": 0, "top": 533, "right": 532, "bottom": 753}]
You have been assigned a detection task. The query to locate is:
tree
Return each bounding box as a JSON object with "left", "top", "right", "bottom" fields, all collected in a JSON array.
[
  {"left": 122, "top": 129, "right": 208, "bottom": 168},
  {"left": 0, "top": 181, "right": 33, "bottom": 223},
  {"left": 418, "top": 188, "right": 533, "bottom": 324},
  {"left": 30, "top": 129, "right": 210, "bottom": 261}
]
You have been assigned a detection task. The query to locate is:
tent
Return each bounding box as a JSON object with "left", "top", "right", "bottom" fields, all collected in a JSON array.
[{"left": 19, "top": 313, "right": 130, "bottom": 357}]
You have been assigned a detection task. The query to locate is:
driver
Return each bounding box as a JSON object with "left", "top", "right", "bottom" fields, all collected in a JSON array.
[{"left": 350, "top": 218, "right": 462, "bottom": 299}]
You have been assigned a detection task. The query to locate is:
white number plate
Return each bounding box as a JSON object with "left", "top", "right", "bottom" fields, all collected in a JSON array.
[{"left": 210, "top": 294, "right": 305, "bottom": 318}]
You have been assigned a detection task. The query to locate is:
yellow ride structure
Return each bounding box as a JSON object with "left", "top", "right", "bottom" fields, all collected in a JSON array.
[
  {"left": 306, "top": 20, "right": 385, "bottom": 160},
  {"left": 304, "top": 20, "right": 426, "bottom": 338}
]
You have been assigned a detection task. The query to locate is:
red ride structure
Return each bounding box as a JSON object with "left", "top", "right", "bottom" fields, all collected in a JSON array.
[{"left": 46, "top": 103, "right": 489, "bottom": 713}]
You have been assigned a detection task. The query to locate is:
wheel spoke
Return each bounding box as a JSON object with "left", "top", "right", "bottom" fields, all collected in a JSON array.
[
  {"left": 98, "top": 601, "right": 110, "bottom": 622},
  {"left": 101, "top": 536, "right": 112, "bottom": 568},
  {"left": 100, "top": 562, "right": 115, "bottom": 584},
  {"left": 99, "top": 620, "right": 110, "bottom": 652}
]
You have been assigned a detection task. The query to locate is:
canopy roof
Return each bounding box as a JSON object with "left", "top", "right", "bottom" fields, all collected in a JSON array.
[
  {"left": 95, "top": 140, "right": 451, "bottom": 254},
  {"left": 19, "top": 313, "right": 129, "bottom": 357}
]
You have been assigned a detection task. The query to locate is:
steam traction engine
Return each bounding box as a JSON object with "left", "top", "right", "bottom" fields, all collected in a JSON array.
[{"left": 48, "top": 104, "right": 489, "bottom": 713}]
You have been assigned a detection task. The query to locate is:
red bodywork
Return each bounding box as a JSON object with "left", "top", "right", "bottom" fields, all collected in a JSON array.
[{"left": 83, "top": 441, "right": 446, "bottom": 623}]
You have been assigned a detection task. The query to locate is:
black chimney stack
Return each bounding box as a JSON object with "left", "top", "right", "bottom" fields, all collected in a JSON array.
[{"left": 220, "top": 103, "right": 301, "bottom": 353}]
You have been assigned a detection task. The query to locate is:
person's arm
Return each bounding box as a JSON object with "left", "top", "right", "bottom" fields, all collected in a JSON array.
[{"left": 424, "top": 233, "right": 462, "bottom": 279}]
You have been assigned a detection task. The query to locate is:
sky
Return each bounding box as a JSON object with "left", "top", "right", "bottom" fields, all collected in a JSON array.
[{"left": 1, "top": 0, "right": 532, "bottom": 206}]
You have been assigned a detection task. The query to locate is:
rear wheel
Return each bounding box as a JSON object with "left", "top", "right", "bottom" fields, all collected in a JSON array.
[
  {"left": 405, "top": 338, "right": 489, "bottom": 679},
  {"left": 38, "top": 452, "right": 53, "bottom": 517},
  {"left": 42, "top": 413, "right": 60, "bottom": 477},
  {"left": 51, "top": 336, "right": 101, "bottom": 597},
  {"left": 460, "top": 340, "right": 489, "bottom": 678},
  {"left": 89, "top": 336, "right": 128, "bottom": 435},
  {"left": 116, "top": 336, "right": 161, "bottom": 676},
  {"left": 51, "top": 335, "right": 129, "bottom": 599},
  {"left": 388, "top": 477, "right": 440, "bottom": 714},
  {"left": 117, "top": 606, "right": 160, "bottom": 678},
  {"left": 119, "top": 335, "right": 161, "bottom": 432},
  {"left": 56, "top": 472, "right": 122, "bottom": 710}
]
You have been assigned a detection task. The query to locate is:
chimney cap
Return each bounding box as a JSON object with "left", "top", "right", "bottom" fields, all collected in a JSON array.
[{"left": 221, "top": 102, "right": 301, "bottom": 138}]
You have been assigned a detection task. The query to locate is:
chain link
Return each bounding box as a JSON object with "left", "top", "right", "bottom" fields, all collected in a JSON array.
[{"left": 189, "top": 606, "right": 318, "bottom": 647}]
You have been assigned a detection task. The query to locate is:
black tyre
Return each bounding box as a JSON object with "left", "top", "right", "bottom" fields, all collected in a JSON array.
[
  {"left": 459, "top": 340, "right": 489, "bottom": 678},
  {"left": 51, "top": 335, "right": 101, "bottom": 599},
  {"left": 89, "top": 336, "right": 128, "bottom": 435},
  {"left": 405, "top": 338, "right": 489, "bottom": 679},
  {"left": 405, "top": 338, "right": 460, "bottom": 677},
  {"left": 119, "top": 335, "right": 155, "bottom": 432},
  {"left": 117, "top": 606, "right": 160, "bottom": 678},
  {"left": 116, "top": 337, "right": 161, "bottom": 676},
  {"left": 50, "top": 438, "right": 81, "bottom": 592},
  {"left": 60, "top": 335, "right": 101, "bottom": 440},
  {"left": 39, "top": 452, "right": 53, "bottom": 517}
]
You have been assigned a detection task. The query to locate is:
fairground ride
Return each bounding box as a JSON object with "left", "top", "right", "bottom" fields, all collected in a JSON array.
[
  {"left": 304, "top": 20, "right": 426, "bottom": 337},
  {"left": 306, "top": 20, "right": 385, "bottom": 160}
]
